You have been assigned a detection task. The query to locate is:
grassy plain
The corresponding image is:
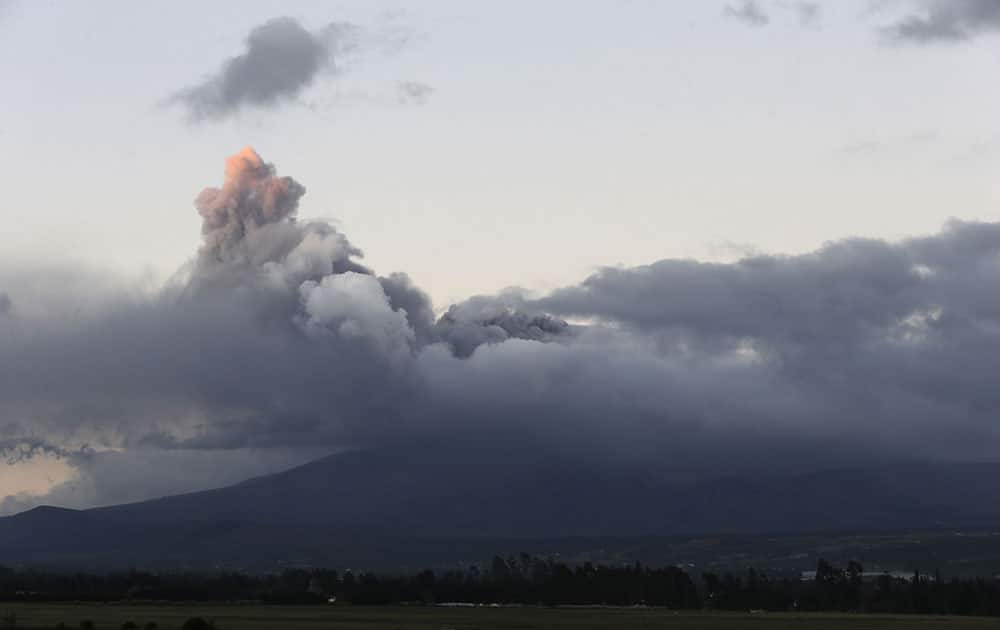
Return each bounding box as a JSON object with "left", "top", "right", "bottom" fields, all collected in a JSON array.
[{"left": 2, "top": 604, "right": 1000, "bottom": 630}]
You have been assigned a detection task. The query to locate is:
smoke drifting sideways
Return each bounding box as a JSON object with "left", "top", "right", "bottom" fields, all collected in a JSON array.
[
  {"left": 882, "top": 0, "right": 1000, "bottom": 44},
  {"left": 170, "top": 18, "right": 337, "bottom": 121},
  {"left": 4, "top": 147, "right": 1000, "bottom": 513},
  {"left": 168, "top": 17, "right": 428, "bottom": 122}
]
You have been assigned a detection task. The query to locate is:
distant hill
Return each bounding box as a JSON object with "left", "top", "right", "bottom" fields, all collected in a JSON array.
[{"left": 2, "top": 444, "right": 1000, "bottom": 571}]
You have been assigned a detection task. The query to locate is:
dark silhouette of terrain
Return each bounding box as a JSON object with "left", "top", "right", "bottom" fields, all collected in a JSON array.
[{"left": 2, "top": 444, "right": 1000, "bottom": 571}]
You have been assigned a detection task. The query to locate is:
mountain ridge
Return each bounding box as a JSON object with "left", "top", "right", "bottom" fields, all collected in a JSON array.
[{"left": 3, "top": 448, "right": 1000, "bottom": 571}]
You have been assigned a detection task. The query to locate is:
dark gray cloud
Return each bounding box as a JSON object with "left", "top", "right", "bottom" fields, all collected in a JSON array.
[
  {"left": 0, "top": 149, "right": 427, "bottom": 471},
  {"left": 171, "top": 18, "right": 339, "bottom": 121},
  {"left": 724, "top": 0, "right": 770, "bottom": 26},
  {"left": 169, "top": 17, "right": 429, "bottom": 121},
  {"left": 725, "top": 1, "right": 822, "bottom": 28},
  {"left": 433, "top": 294, "right": 572, "bottom": 358},
  {"left": 528, "top": 222, "right": 1000, "bottom": 459},
  {"left": 5, "top": 147, "right": 1000, "bottom": 513},
  {"left": 883, "top": 0, "right": 1000, "bottom": 43},
  {"left": 0, "top": 437, "right": 81, "bottom": 466}
]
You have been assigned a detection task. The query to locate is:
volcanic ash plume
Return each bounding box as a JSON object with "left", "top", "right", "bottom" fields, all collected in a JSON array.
[
  {"left": 10, "top": 144, "right": 1000, "bottom": 515},
  {"left": 195, "top": 146, "right": 306, "bottom": 263},
  {"left": 185, "top": 146, "right": 369, "bottom": 302},
  {"left": 185, "top": 146, "right": 555, "bottom": 356},
  {"left": 434, "top": 298, "right": 571, "bottom": 358},
  {"left": 172, "top": 17, "right": 334, "bottom": 122}
]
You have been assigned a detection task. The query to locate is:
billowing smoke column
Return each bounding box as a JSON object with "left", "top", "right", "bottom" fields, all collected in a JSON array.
[
  {"left": 186, "top": 147, "right": 367, "bottom": 296},
  {"left": 434, "top": 297, "right": 571, "bottom": 358},
  {"left": 185, "top": 146, "right": 563, "bottom": 356},
  {"left": 196, "top": 147, "right": 306, "bottom": 263},
  {"left": 8, "top": 146, "right": 1000, "bottom": 515},
  {"left": 0, "top": 148, "right": 566, "bottom": 513}
]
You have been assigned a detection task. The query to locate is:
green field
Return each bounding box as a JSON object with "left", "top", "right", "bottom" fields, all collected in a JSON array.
[{"left": 2, "top": 604, "right": 999, "bottom": 630}]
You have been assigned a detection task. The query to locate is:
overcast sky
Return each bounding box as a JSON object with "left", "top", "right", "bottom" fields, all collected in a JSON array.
[{"left": 1, "top": 0, "right": 998, "bottom": 510}]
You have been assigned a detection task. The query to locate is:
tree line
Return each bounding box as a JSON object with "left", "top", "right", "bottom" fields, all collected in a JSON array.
[{"left": 1, "top": 556, "right": 1000, "bottom": 615}]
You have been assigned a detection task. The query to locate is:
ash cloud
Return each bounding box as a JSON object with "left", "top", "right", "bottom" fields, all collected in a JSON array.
[
  {"left": 724, "top": 1, "right": 770, "bottom": 27},
  {"left": 724, "top": 1, "right": 822, "bottom": 28},
  {"left": 791, "top": 2, "right": 821, "bottom": 26},
  {"left": 434, "top": 295, "right": 572, "bottom": 358},
  {"left": 171, "top": 18, "right": 339, "bottom": 121},
  {"left": 195, "top": 146, "right": 306, "bottom": 263},
  {"left": 5, "top": 147, "right": 1000, "bottom": 513},
  {"left": 883, "top": 0, "right": 1000, "bottom": 43},
  {"left": 0, "top": 438, "right": 82, "bottom": 466},
  {"left": 396, "top": 81, "right": 434, "bottom": 105},
  {"left": 168, "top": 17, "right": 430, "bottom": 121}
]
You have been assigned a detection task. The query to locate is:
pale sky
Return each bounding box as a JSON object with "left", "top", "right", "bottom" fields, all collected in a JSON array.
[
  {"left": 1, "top": 0, "right": 996, "bottom": 307},
  {"left": 1, "top": 0, "right": 999, "bottom": 511}
]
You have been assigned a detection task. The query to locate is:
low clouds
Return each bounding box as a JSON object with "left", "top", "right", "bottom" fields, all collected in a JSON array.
[
  {"left": 5, "top": 147, "right": 1000, "bottom": 513},
  {"left": 169, "top": 17, "right": 430, "bottom": 121},
  {"left": 883, "top": 0, "right": 1000, "bottom": 43}
]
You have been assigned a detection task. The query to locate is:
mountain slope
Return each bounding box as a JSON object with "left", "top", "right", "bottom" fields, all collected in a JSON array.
[{"left": 2, "top": 445, "right": 1000, "bottom": 570}]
